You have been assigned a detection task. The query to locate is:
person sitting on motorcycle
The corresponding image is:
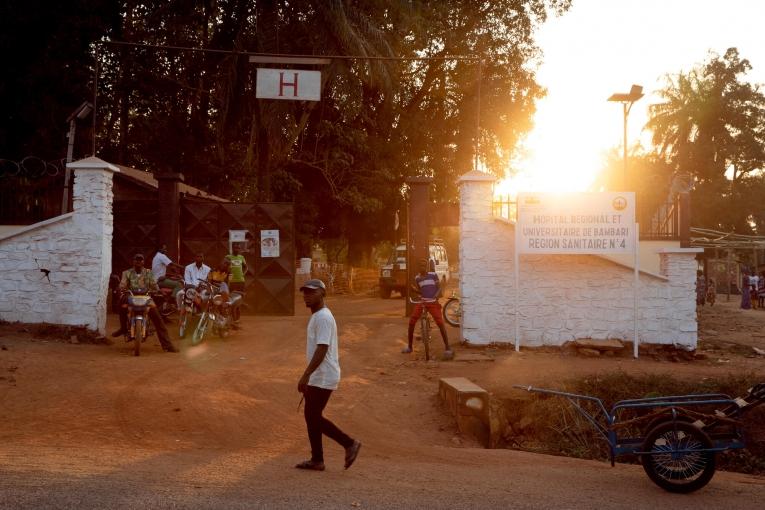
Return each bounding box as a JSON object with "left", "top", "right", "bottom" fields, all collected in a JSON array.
[
  {"left": 112, "top": 253, "right": 179, "bottom": 353},
  {"left": 184, "top": 252, "right": 211, "bottom": 286},
  {"left": 208, "top": 258, "right": 231, "bottom": 301},
  {"left": 177, "top": 252, "right": 212, "bottom": 310},
  {"left": 152, "top": 244, "right": 182, "bottom": 297},
  {"left": 209, "top": 258, "right": 242, "bottom": 328}
]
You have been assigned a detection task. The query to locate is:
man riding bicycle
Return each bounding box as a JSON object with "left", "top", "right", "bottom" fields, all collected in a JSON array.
[{"left": 402, "top": 258, "right": 452, "bottom": 358}]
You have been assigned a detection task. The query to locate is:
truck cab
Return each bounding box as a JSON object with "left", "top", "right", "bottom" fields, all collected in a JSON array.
[{"left": 378, "top": 240, "right": 450, "bottom": 298}]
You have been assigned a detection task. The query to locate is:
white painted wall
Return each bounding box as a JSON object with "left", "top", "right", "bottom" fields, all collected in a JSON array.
[
  {"left": 458, "top": 171, "right": 701, "bottom": 349},
  {"left": 0, "top": 157, "right": 118, "bottom": 334}
]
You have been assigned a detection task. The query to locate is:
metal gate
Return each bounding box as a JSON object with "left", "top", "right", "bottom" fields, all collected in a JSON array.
[
  {"left": 180, "top": 200, "right": 295, "bottom": 316},
  {"left": 112, "top": 199, "right": 158, "bottom": 274}
]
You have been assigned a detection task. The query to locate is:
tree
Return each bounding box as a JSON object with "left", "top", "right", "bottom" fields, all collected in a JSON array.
[
  {"left": 646, "top": 48, "right": 765, "bottom": 233},
  {"left": 4, "top": 1, "right": 572, "bottom": 262},
  {"left": 0, "top": 0, "right": 120, "bottom": 160}
]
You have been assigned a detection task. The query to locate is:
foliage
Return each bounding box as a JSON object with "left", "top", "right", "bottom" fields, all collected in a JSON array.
[
  {"left": 591, "top": 146, "right": 676, "bottom": 226},
  {"left": 0, "top": 0, "right": 120, "bottom": 159},
  {"left": 2, "top": 0, "right": 570, "bottom": 261},
  {"left": 645, "top": 48, "right": 765, "bottom": 233}
]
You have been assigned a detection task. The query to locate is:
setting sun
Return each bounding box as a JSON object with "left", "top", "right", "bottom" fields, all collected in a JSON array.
[{"left": 496, "top": 0, "right": 765, "bottom": 198}]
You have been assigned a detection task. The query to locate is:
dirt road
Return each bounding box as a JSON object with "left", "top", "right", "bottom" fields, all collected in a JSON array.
[{"left": 0, "top": 295, "right": 762, "bottom": 509}]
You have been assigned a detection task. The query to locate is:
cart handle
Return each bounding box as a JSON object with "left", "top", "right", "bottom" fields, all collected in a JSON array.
[
  {"left": 614, "top": 393, "right": 731, "bottom": 407},
  {"left": 513, "top": 385, "right": 611, "bottom": 424}
]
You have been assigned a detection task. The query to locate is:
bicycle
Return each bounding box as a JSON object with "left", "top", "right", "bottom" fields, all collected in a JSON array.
[
  {"left": 443, "top": 292, "right": 461, "bottom": 327},
  {"left": 409, "top": 297, "right": 433, "bottom": 361}
]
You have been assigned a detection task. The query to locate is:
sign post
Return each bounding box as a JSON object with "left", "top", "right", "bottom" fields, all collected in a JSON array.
[
  {"left": 515, "top": 192, "right": 638, "bottom": 353},
  {"left": 634, "top": 223, "right": 640, "bottom": 358}
]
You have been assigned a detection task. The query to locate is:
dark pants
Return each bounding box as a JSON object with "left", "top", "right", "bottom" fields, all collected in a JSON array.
[
  {"left": 229, "top": 281, "right": 246, "bottom": 293},
  {"left": 118, "top": 297, "right": 174, "bottom": 351},
  {"left": 304, "top": 385, "right": 354, "bottom": 462}
]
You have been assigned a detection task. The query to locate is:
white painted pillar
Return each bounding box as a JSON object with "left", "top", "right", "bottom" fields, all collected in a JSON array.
[
  {"left": 657, "top": 247, "right": 704, "bottom": 350},
  {"left": 67, "top": 157, "right": 120, "bottom": 334},
  {"left": 458, "top": 170, "right": 497, "bottom": 345}
]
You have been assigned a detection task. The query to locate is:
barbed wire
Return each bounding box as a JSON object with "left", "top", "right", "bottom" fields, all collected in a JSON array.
[{"left": 0, "top": 157, "right": 66, "bottom": 179}]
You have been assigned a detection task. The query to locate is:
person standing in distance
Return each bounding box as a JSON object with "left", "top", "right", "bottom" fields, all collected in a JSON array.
[
  {"left": 296, "top": 279, "right": 361, "bottom": 471},
  {"left": 225, "top": 242, "right": 248, "bottom": 294}
]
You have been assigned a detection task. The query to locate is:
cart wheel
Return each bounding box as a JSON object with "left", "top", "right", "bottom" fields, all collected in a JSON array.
[{"left": 641, "top": 420, "right": 716, "bottom": 493}]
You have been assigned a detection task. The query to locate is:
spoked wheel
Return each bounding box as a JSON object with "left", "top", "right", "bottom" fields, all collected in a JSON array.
[
  {"left": 443, "top": 298, "right": 461, "bottom": 327},
  {"left": 178, "top": 313, "right": 188, "bottom": 339},
  {"left": 133, "top": 322, "right": 143, "bottom": 357},
  {"left": 191, "top": 312, "right": 208, "bottom": 346},
  {"left": 421, "top": 315, "right": 431, "bottom": 361},
  {"left": 641, "top": 421, "right": 716, "bottom": 493}
]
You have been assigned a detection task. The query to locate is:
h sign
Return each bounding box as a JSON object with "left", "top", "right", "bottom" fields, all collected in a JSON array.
[{"left": 256, "top": 68, "right": 321, "bottom": 101}]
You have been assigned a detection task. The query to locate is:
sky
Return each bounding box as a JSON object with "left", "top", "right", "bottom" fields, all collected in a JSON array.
[{"left": 500, "top": 0, "right": 765, "bottom": 194}]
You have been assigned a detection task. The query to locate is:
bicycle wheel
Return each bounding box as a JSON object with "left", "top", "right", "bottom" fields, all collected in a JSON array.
[
  {"left": 443, "top": 298, "right": 461, "bottom": 327},
  {"left": 192, "top": 312, "right": 208, "bottom": 346},
  {"left": 641, "top": 420, "right": 716, "bottom": 493},
  {"left": 133, "top": 320, "right": 143, "bottom": 357},
  {"left": 421, "top": 315, "right": 431, "bottom": 361}
]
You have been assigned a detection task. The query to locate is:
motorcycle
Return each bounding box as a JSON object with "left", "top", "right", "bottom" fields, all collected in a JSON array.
[
  {"left": 156, "top": 263, "right": 183, "bottom": 322},
  {"left": 191, "top": 281, "right": 242, "bottom": 345},
  {"left": 177, "top": 283, "right": 206, "bottom": 339},
  {"left": 124, "top": 288, "right": 155, "bottom": 357},
  {"left": 157, "top": 273, "right": 184, "bottom": 320}
]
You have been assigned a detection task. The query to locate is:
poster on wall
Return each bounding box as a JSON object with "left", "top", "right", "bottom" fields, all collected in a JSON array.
[
  {"left": 516, "top": 192, "right": 635, "bottom": 254},
  {"left": 260, "top": 230, "right": 280, "bottom": 258}
]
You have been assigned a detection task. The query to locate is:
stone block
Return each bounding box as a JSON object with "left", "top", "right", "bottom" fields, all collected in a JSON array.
[{"left": 439, "top": 377, "right": 490, "bottom": 446}]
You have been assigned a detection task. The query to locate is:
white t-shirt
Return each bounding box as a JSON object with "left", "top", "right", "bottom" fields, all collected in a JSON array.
[
  {"left": 152, "top": 252, "right": 172, "bottom": 280},
  {"left": 184, "top": 263, "right": 211, "bottom": 286},
  {"left": 306, "top": 307, "right": 341, "bottom": 390}
]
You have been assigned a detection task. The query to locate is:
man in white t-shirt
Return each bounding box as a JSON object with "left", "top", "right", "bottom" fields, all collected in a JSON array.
[
  {"left": 183, "top": 252, "right": 211, "bottom": 286},
  {"left": 152, "top": 245, "right": 181, "bottom": 294},
  {"left": 177, "top": 252, "right": 212, "bottom": 309},
  {"left": 295, "top": 279, "right": 361, "bottom": 472}
]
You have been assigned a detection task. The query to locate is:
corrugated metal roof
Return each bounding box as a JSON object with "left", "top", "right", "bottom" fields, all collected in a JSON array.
[{"left": 114, "top": 164, "right": 227, "bottom": 202}]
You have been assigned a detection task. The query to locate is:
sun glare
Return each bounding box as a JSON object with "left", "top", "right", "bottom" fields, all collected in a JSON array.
[{"left": 495, "top": 113, "right": 606, "bottom": 198}]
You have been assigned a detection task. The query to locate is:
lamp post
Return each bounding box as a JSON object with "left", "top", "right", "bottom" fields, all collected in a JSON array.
[
  {"left": 62, "top": 101, "right": 94, "bottom": 214},
  {"left": 608, "top": 85, "right": 644, "bottom": 190}
]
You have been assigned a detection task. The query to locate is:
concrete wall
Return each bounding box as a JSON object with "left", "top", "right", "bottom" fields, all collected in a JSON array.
[
  {"left": 458, "top": 171, "right": 701, "bottom": 349},
  {"left": 603, "top": 239, "right": 681, "bottom": 276},
  {"left": 0, "top": 157, "right": 118, "bottom": 334}
]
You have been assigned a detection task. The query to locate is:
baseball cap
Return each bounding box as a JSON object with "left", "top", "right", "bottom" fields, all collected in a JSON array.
[{"left": 299, "top": 279, "right": 326, "bottom": 292}]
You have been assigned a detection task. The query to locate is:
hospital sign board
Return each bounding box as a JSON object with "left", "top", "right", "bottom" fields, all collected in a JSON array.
[{"left": 517, "top": 192, "right": 635, "bottom": 254}]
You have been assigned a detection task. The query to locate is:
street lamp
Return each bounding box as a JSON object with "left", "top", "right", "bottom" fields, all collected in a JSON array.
[
  {"left": 608, "top": 84, "right": 643, "bottom": 190},
  {"left": 62, "top": 101, "right": 94, "bottom": 213}
]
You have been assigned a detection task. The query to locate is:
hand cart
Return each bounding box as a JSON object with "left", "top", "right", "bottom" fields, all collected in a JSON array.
[{"left": 514, "top": 382, "right": 765, "bottom": 493}]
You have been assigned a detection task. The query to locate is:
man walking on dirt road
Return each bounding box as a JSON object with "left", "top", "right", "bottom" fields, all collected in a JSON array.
[{"left": 296, "top": 279, "right": 361, "bottom": 471}]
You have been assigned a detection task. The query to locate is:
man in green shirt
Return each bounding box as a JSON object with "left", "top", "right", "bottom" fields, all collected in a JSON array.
[
  {"left": 112, "top": 253, "right": 178, "bottom": 353},
  {"left": 225, "top": 243, "right": 248, "bottom": 293}
]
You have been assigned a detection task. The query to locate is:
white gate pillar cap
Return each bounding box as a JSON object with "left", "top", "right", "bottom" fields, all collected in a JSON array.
[
  {"left": 458, "top": 170, "right": 496, "bottom": 183},
  {"left": 66, "top": 156, "right": 120, "bottom": 173}
]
